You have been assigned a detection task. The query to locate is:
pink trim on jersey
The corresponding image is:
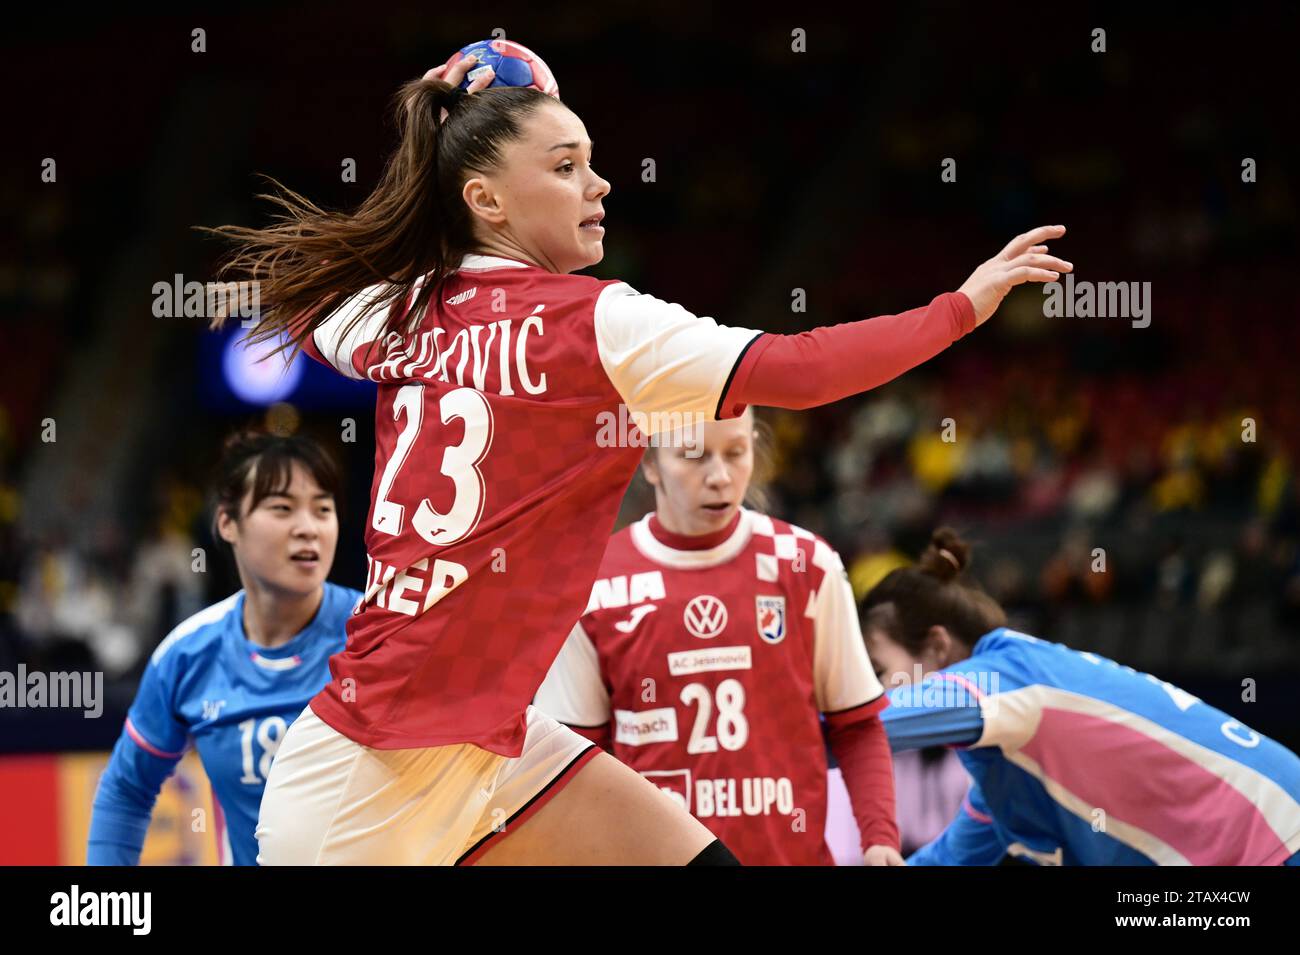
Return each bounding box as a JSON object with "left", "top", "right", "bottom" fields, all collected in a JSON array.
[
  {"left": 125, "top": 717, "right": 183, "bottom": 760},
  {"left": 1020, "top": 708, "right": 1291, "bottom": 865},
  {"left": 962, "top": 794, "right": 993, "bottom": 824},
  {"left": 935, "top": 672, "right": 986, "bottom": 700},
  {"left": 249, "top": 651, "right": 304, "bottom": 671}
]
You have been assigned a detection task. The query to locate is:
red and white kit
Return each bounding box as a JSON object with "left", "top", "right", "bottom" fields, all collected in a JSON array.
[
  {"left": 535, "top": 508, "right": 900, "bottom": 864},
  {"left": 299, "top": 254, "right": 763, "bottom": 756},
  {"left": 261, "top": 251, "right": 970, "bottom": 862}
]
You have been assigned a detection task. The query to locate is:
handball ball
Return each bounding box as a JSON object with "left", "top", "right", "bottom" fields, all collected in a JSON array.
[{"left": 444, "top": 39, "right": 559, "bottom": 98}]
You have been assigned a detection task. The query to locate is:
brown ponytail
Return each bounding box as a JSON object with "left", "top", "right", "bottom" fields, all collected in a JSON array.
[
  {"left": 200, "top": 79, "right": 560, "bottom": 365},
  {"left": 860, "top": 527, "right": 1006, "bottom": 655}
]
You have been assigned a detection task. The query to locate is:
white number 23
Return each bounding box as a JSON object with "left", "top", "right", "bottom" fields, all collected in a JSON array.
[{"left": 371, "top": 384, "right": 494, "bottom": 546}]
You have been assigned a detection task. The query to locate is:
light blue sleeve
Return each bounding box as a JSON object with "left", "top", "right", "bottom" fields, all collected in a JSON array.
[
  {"left": 907, "top": 784, "right": 1006, "bottom": 866},
  {"left": 87, "top": 654, "right": 187, "bottom": 865},
  {"left": 124, "top": 651, "right": 189, "bottom": 759},
  {"left": 87, "top": 729, "right": 183, "bottom": 865},
  {"left": 879, "top": 680, "right": 984, "bottom": 751}
]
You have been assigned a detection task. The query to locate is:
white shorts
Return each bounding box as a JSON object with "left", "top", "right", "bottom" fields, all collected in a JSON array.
[{"left": 256, "top": 704, "right": 598, "bottom": 865}]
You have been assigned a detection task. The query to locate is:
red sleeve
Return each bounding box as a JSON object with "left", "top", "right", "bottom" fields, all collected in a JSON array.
[
  {"left": 717, "top": 291, "right": 977, "bottom": 418},
  {"left": 289, "top": 306, "right": 335, "bottom": 370},
  {"left": 297, "top": 327, "right": 330, "bottom": 368},
  {"left": 568, "top": 723, "right": 612, "bottom": 751},
  {"left": 826, "top": 700, "right": 900, "bottom": 854}
]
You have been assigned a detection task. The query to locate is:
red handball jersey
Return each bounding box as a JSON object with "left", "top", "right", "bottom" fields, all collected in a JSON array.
[
  {"left": 534, "top": 508, "right": 887, "bottom": 864},
  {"left": 296, "top": 254, "right": 762, "bottom": 755}
]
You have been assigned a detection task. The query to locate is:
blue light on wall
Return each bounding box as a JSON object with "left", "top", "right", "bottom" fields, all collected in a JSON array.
[
  {"left": 221, "top": 331, "right": 306, "bottom": 404},
  {"left": 198, "top": 326, "right": 376, "bottom": 412}
]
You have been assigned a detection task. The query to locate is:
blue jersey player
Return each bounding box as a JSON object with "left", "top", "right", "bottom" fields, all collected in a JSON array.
[
  {"left": 862, "top": 529, "right": 1300, "bottom": 866},
  {"left": 88, "top": 431, "right": 361, "bottom": 865}
]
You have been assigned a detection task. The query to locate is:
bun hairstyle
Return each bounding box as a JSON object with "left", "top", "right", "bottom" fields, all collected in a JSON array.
[
  {"left": 915, "top": 527, "right": 971, "bottom": 583},
  {"left": 860, "top": 527, "right": 1006, "bottom": 656}
]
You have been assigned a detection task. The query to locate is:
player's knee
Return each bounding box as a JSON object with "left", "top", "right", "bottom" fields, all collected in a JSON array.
[{"left": 686, "top": 838, "right": 742, "bottom": 866}]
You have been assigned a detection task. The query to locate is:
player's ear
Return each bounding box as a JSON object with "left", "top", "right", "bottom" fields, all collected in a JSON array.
[
  {"left": 215, "top": 506, "right": 240, "bottom": 545},
  {"left": 640, "top": 449, "right": 661, "bottom": 488},
  {"left": 924, "top": 625, "right": 955, "bottom": 668},
  {"left": 462, "top": 176, "right": 506, "bottom": 226}
]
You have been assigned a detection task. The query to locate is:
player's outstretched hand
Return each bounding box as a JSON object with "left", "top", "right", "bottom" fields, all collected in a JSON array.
[
  {"left": 957, "top": 225, "right": 1072, "bottom": 327},
  {"left": 422, "top": 55, "right": 496, "bottom": 122},
  {"left": 864, "top": 844, "right": 907, "bottom": 866}
]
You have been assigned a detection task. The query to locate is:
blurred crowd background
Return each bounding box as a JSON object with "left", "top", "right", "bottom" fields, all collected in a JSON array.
[{"left": 2, "top": 2, "right": 1297, "bottom": 765}]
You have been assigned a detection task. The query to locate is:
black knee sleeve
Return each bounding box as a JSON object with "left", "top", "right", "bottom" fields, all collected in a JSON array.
[{"left": 687, "top": 839, "right": 742, "bottom": 866}]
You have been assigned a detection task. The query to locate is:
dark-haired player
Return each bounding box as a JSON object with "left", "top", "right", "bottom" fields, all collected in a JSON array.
[
  {"left": 87, "top": 432, "right": 360, "bottom": 865},
  {"left": 865, "top": 529, "right": 1300, "bottom": 865},
  {"left": 214, "top": 51, "right": 1071, "bottom": 864}
]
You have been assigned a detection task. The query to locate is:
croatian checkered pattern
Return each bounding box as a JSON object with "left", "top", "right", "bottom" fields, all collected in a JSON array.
[
  {"left": 298, "top": 255, "right": 756, "bottom": 757},
  {"left": 535, "top": 509, "right": 883, "bottom": 863}
]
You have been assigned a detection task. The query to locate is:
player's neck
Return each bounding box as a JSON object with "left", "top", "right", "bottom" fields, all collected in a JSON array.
[
  {"left": 468, "top": 237, "right": 553, "bottom": 272},
  {"left": 240, "top": 583, "right": 324, "bottom": 649},
  {"left": 648, "top": 509, "right": 742, "bottom": 551}
]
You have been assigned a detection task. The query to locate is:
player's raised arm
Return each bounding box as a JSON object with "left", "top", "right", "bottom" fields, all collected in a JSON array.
[
  {"left": 957, "top": 225, "right": 1072, "bottom": 325},
  {"left": 715, "top": 226, "right": 1071, "bottom": 416},
  {"left": 594, "top": 228, "right": 1070, "bottom": 424}
]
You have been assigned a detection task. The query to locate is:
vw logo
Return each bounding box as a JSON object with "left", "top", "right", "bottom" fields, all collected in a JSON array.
[{"left": 683, "top": 595, "right": 728, "bottom": 639}]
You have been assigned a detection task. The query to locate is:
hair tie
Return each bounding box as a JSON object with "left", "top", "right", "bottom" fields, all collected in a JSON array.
[
  {"left": 938, "top": 548, "right": 960, "bottom": 571},
  {"left": 442, "top": 87, "right": 467, "bottom": 111}
]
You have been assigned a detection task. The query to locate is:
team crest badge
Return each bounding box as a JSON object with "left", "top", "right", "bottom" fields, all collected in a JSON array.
[{"left": 755, "top": 595, "right": 786, "bottom": 644}]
